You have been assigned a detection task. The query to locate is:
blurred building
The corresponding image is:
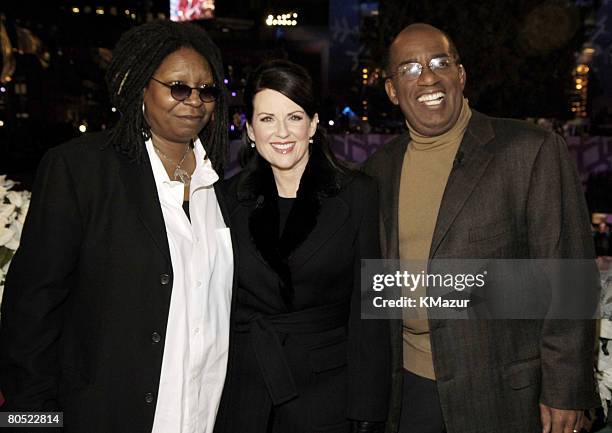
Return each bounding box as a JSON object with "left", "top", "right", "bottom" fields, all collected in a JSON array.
[
  {"left": 1, "top": 0, "right": 609, "bottom": 184},
  {"left": 0, "top": 0, "right": 382, "bottom": 166}
]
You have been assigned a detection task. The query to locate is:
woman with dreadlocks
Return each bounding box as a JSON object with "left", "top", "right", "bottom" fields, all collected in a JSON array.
[{"left": 0, "top": 20, "right": 233, "bottom": 433}]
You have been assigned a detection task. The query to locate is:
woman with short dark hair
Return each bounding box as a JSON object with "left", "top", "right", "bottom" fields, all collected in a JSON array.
[
  {"left": 215, "top": 60, "right": 390, "bottom": 433},
  {"left": 0, "top": 20, "right": 233, "bottom": 433}
]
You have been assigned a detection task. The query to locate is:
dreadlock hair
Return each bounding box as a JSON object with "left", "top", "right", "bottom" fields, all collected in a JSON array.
[{"left": 106, "top": 20, "right": 228, "bottom": 175}]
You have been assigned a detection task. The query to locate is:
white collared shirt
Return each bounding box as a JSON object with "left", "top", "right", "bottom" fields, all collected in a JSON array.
[{"left": 147, "top": 138, "right": 233, "bottom": 433}]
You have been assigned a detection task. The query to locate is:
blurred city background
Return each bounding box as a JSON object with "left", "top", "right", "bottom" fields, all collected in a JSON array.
[
  {"left": 0, "top": 0, "right": 610, "bottom": 218},
  {"left": 1, "top": 0, "right": 612, "bottom": 426},
  {"left": 0, "top": 0, "right": 612, "bottom": 197}
]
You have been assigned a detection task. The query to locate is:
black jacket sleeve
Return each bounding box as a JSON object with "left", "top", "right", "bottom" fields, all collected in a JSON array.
[
  {"left": 0, "top": 147, "right": 83, "bottom": 411},
  {"left": 347, "top": 176, "right": 391, "bottom": 421}
]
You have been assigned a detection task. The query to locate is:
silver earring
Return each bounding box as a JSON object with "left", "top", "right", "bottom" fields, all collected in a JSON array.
[
  {"left": 140, "top": 102, "right": 151, "bottom": 140},
  {"left": 309, "top": 137, "right": 314, "bottom": 144},
  {"left": 250, "top": 140, "right": 256, "bottom": 148}
]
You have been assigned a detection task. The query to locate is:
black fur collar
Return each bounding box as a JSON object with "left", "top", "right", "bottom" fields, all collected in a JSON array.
[{"left": 236, "top": 147, "right": 345, "bottom": 309}]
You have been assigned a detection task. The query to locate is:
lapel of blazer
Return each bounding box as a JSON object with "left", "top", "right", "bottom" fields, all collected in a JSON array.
[
  {"left": 234, "top": 176, "right": 351, "bottom": 272},
  {"left": 119, "top": 149, "right": 171, "bottom": 263},
  {"left": 231, "top": 198, "right": 266, "bottom": 263},
  {"left": 429, "top": 111, "right": 496, "bottom": 258},
  {"left": 236, "top": 146, "right": 352, "bottom": 269},
  {"left": 382, "top": 135, "right": 409, "bottom": 260},
  {"left": 290, "top": 194, "right": 349, "bottom": 270}
]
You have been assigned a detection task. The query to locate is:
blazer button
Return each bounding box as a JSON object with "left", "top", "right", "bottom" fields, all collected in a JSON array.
[
  {"left": 160, "top": 273, "right": 170, "bottom": 285},
  {"left": 151, "top": 332, "right": 161, "bottom": 343},
  {"left": 144, "top": 392, "right": 155, "bottom": 404}
]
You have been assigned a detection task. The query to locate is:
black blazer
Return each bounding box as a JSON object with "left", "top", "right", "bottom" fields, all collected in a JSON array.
[
  {"left": 364, "top": 111, "right": 599, "bottom": 433},
  {"left": 0, "top": 132, "right": 235, "bottom": 433},
  {"left": 215, "top": 150, "right": 390, "bottom": 433}
]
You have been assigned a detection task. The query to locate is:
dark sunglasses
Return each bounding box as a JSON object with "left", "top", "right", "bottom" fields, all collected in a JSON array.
[{"left": 151, "top": 77, "right": 221, "bottom": 102}]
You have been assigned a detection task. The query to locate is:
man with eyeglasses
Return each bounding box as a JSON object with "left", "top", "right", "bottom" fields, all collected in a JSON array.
[{"left": 364, "top": 23, "right": 598, "bottom": 433}]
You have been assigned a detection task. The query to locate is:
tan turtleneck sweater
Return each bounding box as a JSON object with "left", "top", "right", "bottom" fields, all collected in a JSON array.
[{"left": 399, "top": 98, "right": 472, "bottom": 379}]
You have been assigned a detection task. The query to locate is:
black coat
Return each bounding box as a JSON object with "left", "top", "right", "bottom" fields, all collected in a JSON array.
[
  {"left": 0, "top": 132, "right": 235, "bottom": 433},
  {"left": 214, "top": 150, "right": 390, "bottom": 433}
]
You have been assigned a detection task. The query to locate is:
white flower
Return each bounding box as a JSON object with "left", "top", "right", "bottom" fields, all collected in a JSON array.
[
  {"left": 8, "top": 219, "right": 23, "bottom": 246},
  {"left": 599, "top": 368, "right": 612, "bottom": 417},
  {"left": 0, "top": 175, "right": 15, "bottom": 189},
  {"left": 0, "top": 177, "right": 15, "bottom": 196},
  {"left": 3, "top": 225, "right": 20, "bottom": 250},
  {"left": 0, "top": 259, "right": 7, "bottom": 307},
  {"left": 6, "top": 190, "right": 24, "bottom": 208},
  {"left": 0, "top": 176, "right": 31, "bottom": 308},
  {"left": 0, "top": 202, "right": 16, "bottom": 225},
  {"left": 17, "top": 202, "right": 30, "bottom": 224},
  {"left": 0, "top": 226, "right": 14, "bottom": 247},
  {"left": 598, "top": 280, "right": 612, "bottom": 416},
  {"left": 17, "top": 204, "right": 29, "bottom": 224}
]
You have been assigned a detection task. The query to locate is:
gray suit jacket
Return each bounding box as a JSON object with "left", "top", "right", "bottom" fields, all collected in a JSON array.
[{"left": 364, "top": 111, "right": 599, "bottom": 433}]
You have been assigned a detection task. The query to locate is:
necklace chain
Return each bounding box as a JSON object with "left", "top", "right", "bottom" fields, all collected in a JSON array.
[{"left": 153, "top": 141, "right": 192, "bottom": 186}]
